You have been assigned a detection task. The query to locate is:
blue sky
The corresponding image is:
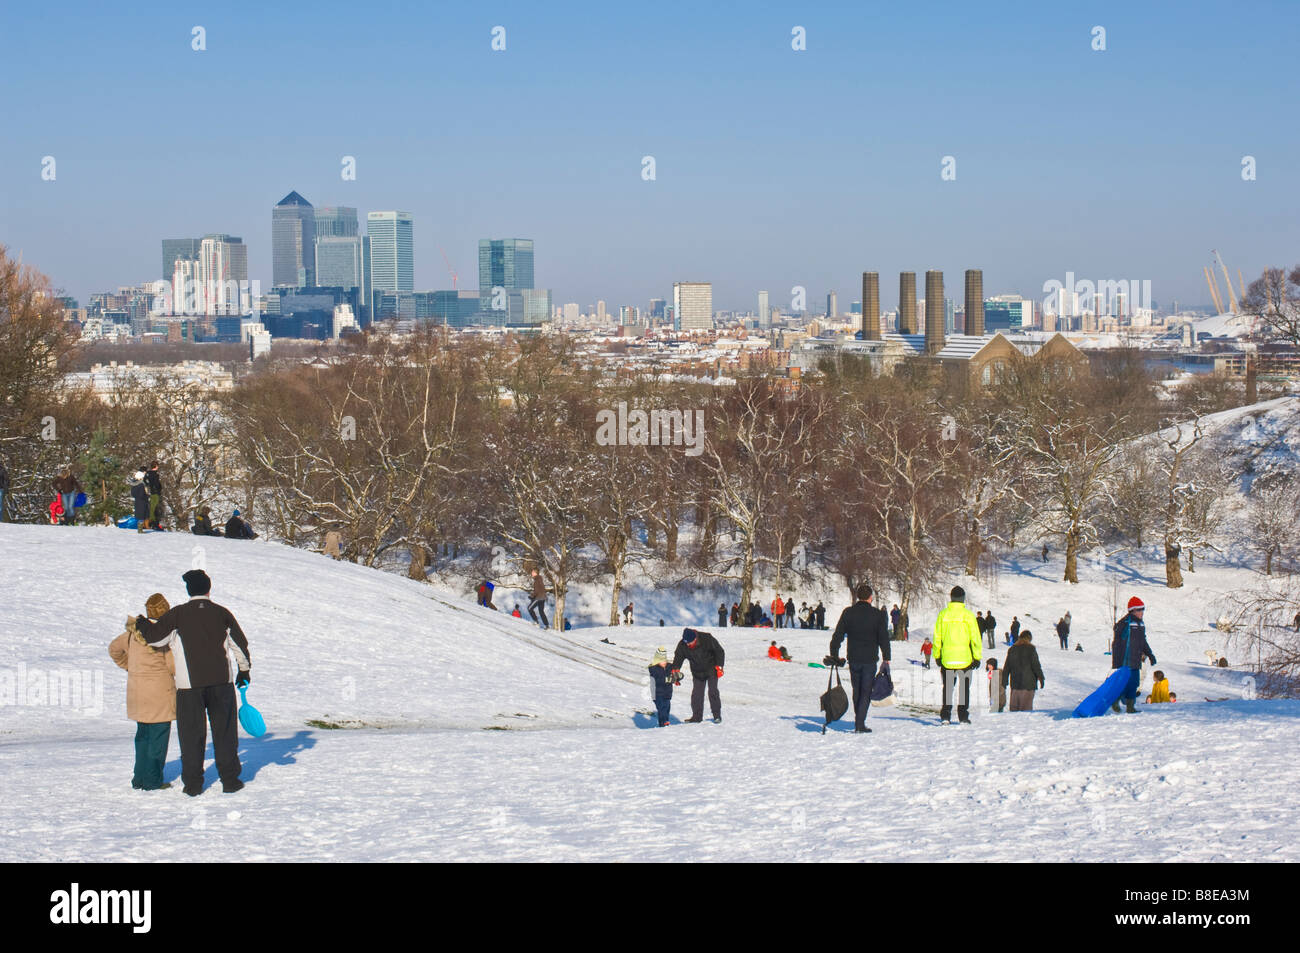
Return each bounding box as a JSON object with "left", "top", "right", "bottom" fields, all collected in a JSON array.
[{"left": 2, "top": 0, "right": 1297, "bottom": 312}]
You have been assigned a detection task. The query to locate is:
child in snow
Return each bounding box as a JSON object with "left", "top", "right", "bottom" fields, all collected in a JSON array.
[
  {"left": 780, "top": 645, "right": 791, "bottom": 661},
  {"left": 649, "top": 647, "right": 675, "bottom": 726},
  {"left": 921, "top": 637, "right": 933, "bottom": 670},
  {"left": 768, "top": 640, "right": 783, "bottom": 660},
  {"left": 108, "top": 593, "right": 176, "bottom": 790},
  {"left": 1169, "top": 692, "right": 1177, "bottom": 702},
  {"left": 1147, "top": 670, "right": 1171, "bottom": 704},
  {"left": 985, "top": 657, "right": 1006, "bottom": 712},
  {"left": 511, "top": 606, "right": 522, "bottom": 618}
]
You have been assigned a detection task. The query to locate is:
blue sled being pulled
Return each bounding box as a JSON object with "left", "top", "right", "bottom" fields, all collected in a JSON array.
[{"left": 1073, "top": 667, "right": 1132, "bottom": 718}]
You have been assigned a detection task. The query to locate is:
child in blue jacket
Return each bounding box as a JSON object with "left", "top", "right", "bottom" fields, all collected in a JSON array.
[{"left": 649, "top": 647, "right": 677, "bottom": 726}]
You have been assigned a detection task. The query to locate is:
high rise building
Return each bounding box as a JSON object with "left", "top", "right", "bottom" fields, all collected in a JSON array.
[
  {"left": 899, "top": 272, "right": 918, "bottom": 334},
  {"left": 272, "top": 191, "right": 315, "bottom": 287},
  {"left": 314, "top": 236, "right": 364, "bottom": 292},
  {"left": 162, "top": 239, "right": 200, "bottom": 281},
  {"left": 478, "top": 239, "right": 534, "bottom": 303},
  {"left": 861, "top": 273, "right": 880, "bottom": 340},
  {"left": 965, "top": 270, "right": 984, "bottom": 335},
  {"left": 649, "top": 298, "right": 666, "bottom": 321},
  {"left": 925, "top": 271, "right": 945, "bottom": 354},
  {"left": 563, "top": 302, "right": 580, "bottom": 323},
  {"left": 945, "top": 298, "right": 956, "bottom": 335},
  {"left": 826, "top": 291, "right": 837, "bottom": 319},
  {"left": 673, "top": 282, "right": 712, "bottom": 331},
  {"left": 195, "top": 234, "right": 249, "bottom": 324},
  {"left": 983, "top": 295, "right": 1030, "bottom": 331},
  {"left": 758, "top": 290, "right": 769, "bottom": 327},
  {"left": 315, "top": 207, "right": 359, "bottom": 238},
  {"left": 367, "top": 212, "right": 414, "bottom": 293},
  {"left": 596, "top": 300, "right": 607, "bottom": 322}
]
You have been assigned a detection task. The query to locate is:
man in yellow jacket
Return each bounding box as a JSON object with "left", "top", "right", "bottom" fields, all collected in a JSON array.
[{"left": 933, "top": 585, "right": 983, "bottom": 724}]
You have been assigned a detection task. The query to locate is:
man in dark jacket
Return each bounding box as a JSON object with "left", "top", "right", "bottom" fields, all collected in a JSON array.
[
  {"left": 1009, "top": 616, "right": 1021, "bottom": 643},
  {"left": 718, "top": 603, "right": 727, "bottom": 627},
  {"left": 829, "top": 584, "right": 892, "bottom": 733},
  {"left": 1111, "top": 596, "right": 1156, "bottom": 714},
  {"left": 52, "top": 467, "right": 84, "bottom": 525},
  {"left": 192, "top": 506, "right": 222, "bottom": 536},
  {"left": 527, "top": 567, "right": 549, "bottom": 629},
  {"left": 672, "top": 628, "right": 725, "bottom": 723},
  {"left": 144, "top": 461, "right": 163, "bottom": 528},
  {"left": 1001, "top": 631, "right": 1045, "bottom": 711},
  {"left": 225, "top": 509, "right": 258, "bottom": 540},
  {"left": 129, "top": 471, "right": 151, "bottom": 532},
  {"left": 1055, "top": 616, "right": 1069, "bottom": 650},
  {"left": 815, "top": 601, "right": 826, "bottom": 629},
  {"left": 137, "top": 569, "right": 250, "bottom": 795},
  {"left": 984, "top": 611, "right": 998, "bottom": 650}
]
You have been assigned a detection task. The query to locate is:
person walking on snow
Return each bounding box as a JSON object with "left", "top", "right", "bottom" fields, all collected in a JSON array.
[
  {"left": 984, "top": 610, "right": 998, "bottom": 650},
  {"left": 1055, "top": 616, "right": 1069, "bottom": 650},
  {"left": 1111, "top": 597, "right": 1156, "bottom": 714},
  {"left": 719, "top": 603, "right": 728, "bottom": 627},
  {"left": 52, "top": 466, "right": 84, "bottom": 526},
  {"left": 828, "top": 584, "right": 892, "bottom": 733},
  {"left": 891, "top": 604, "right": 901, "bottom": 639},
  {"left": 815, "top": 601, "right": 826, "bottom": 630},
  {"left": 772, "top": 594, "right": 786, "bottom": 629},
  {"left": 672, "top": 628, "right": 725, "bottom": 723},
  {"left": 135, "top": 569, "right": 250, "bottom": 796},
  {"left": 1002, "top": 631, "right": 1045, "bottom": 711},
  {"left": 1009, "top": 616, "right": 1021, "bottom": 643},
  {"left": 527, "top": 567, "right": 549, "bottom": 629},
  {"left": 623, "top": 602, "right": 634, "bottom": 625},
  {"left": 933, "top": 585, "right": 983, "bottom": 724},
  {"left": 108, "top": 593, "right": 177, "bottom": 790},
  {"left": 648, "top": 647, "right": 677, "bottom": 726},
  {"left": 144, "top": 460, "right": 164, "bottom": 530},
  {"left": 921, "top": 636, "right": 933, "bottom": 669}
]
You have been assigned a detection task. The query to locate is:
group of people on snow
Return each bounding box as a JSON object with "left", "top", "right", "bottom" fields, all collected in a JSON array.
[{"left": 108, "top": 569, "right": 252, "bottom": 796}]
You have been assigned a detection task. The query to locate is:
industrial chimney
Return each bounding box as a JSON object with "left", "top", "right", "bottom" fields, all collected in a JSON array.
[
  {"left": 925, "top": 270, "right": 945, "bottom": 354},
  {"left": 965, "top": 269, "right": 984, "bottom": 336},
  {"left": 861, "top": 272, "right": 880, "bottom": 340},
  {"left": 899, "top": 272, "right": 918, "bottom": 334}
]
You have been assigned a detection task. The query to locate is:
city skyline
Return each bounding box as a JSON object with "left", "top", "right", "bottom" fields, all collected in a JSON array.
[{"left": 3, "top": 2, "right": 1297, "bottom": 312}]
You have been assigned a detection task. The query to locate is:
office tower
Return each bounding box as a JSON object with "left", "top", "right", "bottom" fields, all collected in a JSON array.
[
  {"left": 196, "top": 234, "right": 248, "bottom": 315},
  {"left": 162, "top": 239, "right": 200, "bottom": 281},
  {"left": 965, "top": 270, "right": 984, "bottom": 335},
  {"left": 649, "top": 298, "right": 666, "bottom": 321},
  {"left": 315, "top": 236, "right": 364, "bottom": 291},
  {"left": 925, "top": 271, "right": 945, "bottom": 354},
  {"left": 521, "top": 288, "right": 552, "bottom": 325},
  {"left": 367, "top": 212, "right": 414, "bottom": 293},
  {"left": 315, "top": 207, "right": 359, "bottom": 238},
  {"left": 673, "top": 282, "right": 713, "bottom": 331},
  {"left": 620, "top": 305, "right": 636, "bottom": 326},
  {"left": 945, "top": 297, "right": 956, "bottom": 335},
  {"left": 758, "top": 290, "right": 769, "bottom": 327},
  {"left": 861, "top": 272, "right": 880, "bottom": 340},
  {"left": 983, "top": 295, "right": 1029, "bottom": 331},
  {"left": 826, "top": 291, "right": 837, "bottom": 319},
  {"left": 899, "top": 272, "right": 918, "bottom": 333},
  {"left": 272, "top": 191, "right": 315, "bottom": 287},
  {"left": 478, "top": 239, "right": 535, "bottom": 302},
  {"left": 563, "top": 302, "right": 580, "bottom": 323},
  {"left": 596, "top": 300, "right": 607, "bottom": 322}
]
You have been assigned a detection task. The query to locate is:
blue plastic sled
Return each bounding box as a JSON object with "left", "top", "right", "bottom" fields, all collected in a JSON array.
[
  {"left": 116, "top": 516, "right": 138, "bottom": 529},
  {"left": 74, "top": 492, "right": 87, "bottom": 508},
  {"left": 1073, "top": 667, "right": 1131, "bottom": 718},
  {"left": 238, "top": 684, "right": 267, "bottom": 737}
]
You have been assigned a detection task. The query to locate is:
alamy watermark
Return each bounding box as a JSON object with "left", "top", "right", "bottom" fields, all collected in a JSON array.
[
  {"left": 0, "top": 664, "right": 104, "bottom": 716},
  {"left": 595, "top": 402, "right": 705, "bottom": 457}
]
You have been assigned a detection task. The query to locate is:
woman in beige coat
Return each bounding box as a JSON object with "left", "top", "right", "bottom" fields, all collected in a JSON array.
[{"left": 108, "top": 593, "right": 177, "bottom": 790}]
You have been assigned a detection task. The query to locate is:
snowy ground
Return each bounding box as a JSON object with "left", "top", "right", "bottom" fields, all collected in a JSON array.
[{"left": 1, "top": 522, "right": 1296, "bottom": 862}]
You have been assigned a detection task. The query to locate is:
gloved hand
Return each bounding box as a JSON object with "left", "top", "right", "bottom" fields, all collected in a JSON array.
[
  {"left": 823, "top": 656, "right": 835, "bottom": 667},
  {"left": 135, "top": 615, "right": 148, "bottom": 628},
  {"left": 715, "top": 666, "right": 724, "bottom": 679},
  {"left": 1039, "top": 679, "right": 1046, "bottom": 689},
  {"left": 1149, "top": 655, "right": 1157, "bottom": 665},
  {"left": 235, "top": 669, "right": 250, "bottom": 687},
  {"left": 968, "top": 661, "right": 981, "bottom": 671}
]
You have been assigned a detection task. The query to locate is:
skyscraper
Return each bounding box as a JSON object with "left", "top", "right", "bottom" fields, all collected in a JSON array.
[
  {"left": 478, "top": 239, "right": 535, "bottom": 304},
  {"left": 367, "top": 212, "right": 414, "bottom": 293},
  {"left": 315, "top": 236, "right": 365, "bottom": 291},
  {"left": 162, "top": 238, "right": 200, "bottom": 281},
  {"left": 272, "top": 191, "right": 315, "bottom": 288},
  {"left": 826, "top": 291, "right": 837, "bottom": 319},
  {"left": 315, "top": 207, "right": 359, "bottom": 238},
  {"left": 673, "top": 282, "right": 712, "bottom": 331},
  {"left": 758, "top": 290, "right": 769, "bottom": 327}
]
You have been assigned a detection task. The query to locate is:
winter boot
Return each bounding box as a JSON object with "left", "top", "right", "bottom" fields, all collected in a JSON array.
[
  {"left": 1110, "top": 701, "right": 1121, "bottom": 714},
  {"left": 222, "top": 778, "right": 245, "bottom": 794},
  {"left": 1125, "top": 699, "right": 1137, "bottom": 714}
]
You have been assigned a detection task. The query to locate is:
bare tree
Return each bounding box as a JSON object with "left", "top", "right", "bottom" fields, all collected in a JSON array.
[
  {"left": 1248, "top": 477, "right": 1300, "bottom": 575},
  {"left": 1242, "top": 266, "right": 1300, "bottom": 348}
]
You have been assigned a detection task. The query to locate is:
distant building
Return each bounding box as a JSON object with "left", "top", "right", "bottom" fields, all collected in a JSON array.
[
  {"left": 272, "top": 191, "right": 315, "bottom": 288},
  {"left": 315, "top": 236, "right": 365, "bottom": 293},
  {"left": 563, "top": 302, "right": 580, "bottom": 323},
  {"left": 827, "top": 291, "right": 837, "bottom": 319},
  {"left": 315, "top": 206, "right": 359, "bottom": 238},
  {"left": 674, "top": 282, "right": 713, "bottom": 331},
  {"left": 162, "top": 239, "right": 201, "bottom": 281},
  {"left": 368, "top": 212, "right": 414, "bottom": 293},
  {"left": 758, "top": 290, "right": 769, "bottom": 327},
  {"left": 649, "top": 298, "right": 666, "bottom": 321},
  {"left": 984, "top": 295, "right": 1031, "bottom": 332},
  {"left": 478, "top": 239, "right": 534, "bottom": 302}
]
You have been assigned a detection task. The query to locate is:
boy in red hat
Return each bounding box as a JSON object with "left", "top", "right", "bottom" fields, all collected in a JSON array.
[{"left": 1111, "top": 596, "right": 1157, "bottom": 714}]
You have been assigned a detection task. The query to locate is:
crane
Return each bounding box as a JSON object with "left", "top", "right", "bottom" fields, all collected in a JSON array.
[
  {"left": 1212, "top": 249, "right": 1238, "bottom": 313},
  {"left": 438, "top": 246, "right": 458, "bottom": 290}
]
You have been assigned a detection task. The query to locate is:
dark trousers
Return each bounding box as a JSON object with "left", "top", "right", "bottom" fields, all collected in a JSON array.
[
  {"left": 690, "top": 674, "right": 721, "bottom": 720},
  {"left": 719, "top": 613, "right": 727, "bottom": 627},
  {"left": 940, "top": 668, "right": 974, "bottom": 721},
  {"left": 1059, "top": 633, "right": 1068, "bottom": 649},
  {"left": 655, "top": 697, "right": 671, "bottom": 725},
  {"left": 176, "top": 683, "right": 241, "bottom": 791},
  {"left": 527, "top": 597, "right": 548, "bottom": 628},
  {"left": 132, "top": 721, "right": 171, "bottom": 789},
  {"left": 1121, "top": 667, "right": 1141, "bottom": 702},
  {"left": 848, "top": 663, "right": 875, "bottom": 729}
]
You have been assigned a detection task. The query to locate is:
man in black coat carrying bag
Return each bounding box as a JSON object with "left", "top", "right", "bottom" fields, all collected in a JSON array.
[
  {"left": 829, "top": 584, "right": 892, "bottom": 733},
  {"left": 672, "top": 628, "right": 725, "bottom": 723}
]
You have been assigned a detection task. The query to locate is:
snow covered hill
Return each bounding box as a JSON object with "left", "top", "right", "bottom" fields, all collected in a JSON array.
[{"left": 1, "top": 523, "right": 1296, "bottom": 862}]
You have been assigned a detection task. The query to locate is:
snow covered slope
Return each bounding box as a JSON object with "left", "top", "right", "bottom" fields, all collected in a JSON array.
[{"left": 1, "top": 523, "right": 1296, "bottom": 862}]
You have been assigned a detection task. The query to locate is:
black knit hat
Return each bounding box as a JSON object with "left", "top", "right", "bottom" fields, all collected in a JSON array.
[
  {"left": 950, "top": 585, "right": 966, "bottom": 602},
  {"left": 182, "top": 569, "right": 211, "bottom": 596}
]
